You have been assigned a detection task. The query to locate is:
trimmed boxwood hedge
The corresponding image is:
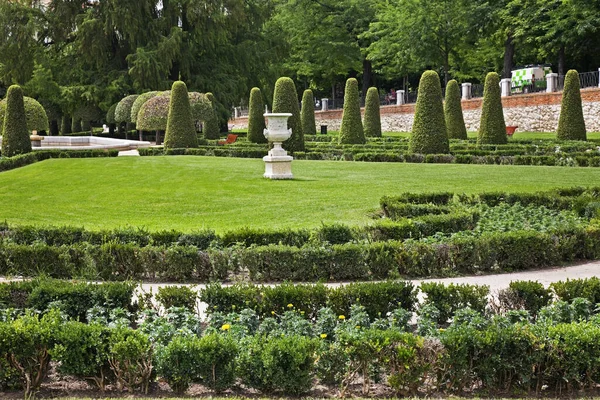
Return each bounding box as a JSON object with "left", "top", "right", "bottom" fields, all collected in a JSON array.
[
  {"left": 0, "top": 95, "right": 49, "bottom": 136},
  {"left": 247, "top": 87, "right": 267, "bottom": 143},
  {"left": 114, "top": 95, "right": 139, "bottom": 124},
  {"left": 478, "top": 72, "right": 507, "bottom": 145},
  {"left": 1, "top": 85, "right": 32, "bottom": 157},
  {"left": 557, "top": 70, "right": 587, "bottom": 141},
  {"left": 130, "top": 91, "right": 160, "bottom": 127},
  {"left": 272, "top": 77, "right": 304, "bottom": 152},
  {"left": 164, "top": 81, "right": 198, "bottom": 149},
  {"left": 338, "top": 78, "right": 365, "bottom": 144},
  {"left": 363, "top": 87, "right": 382, "bottom": 138},
  {"left": 301, "top": 89, "right": 317, "bottom": 136},
  {"left": 409, "top": 71, "right": 449, "bottom": 154},
  {"left": 444, "top": 80, "right": 467, "bottom": 139}
]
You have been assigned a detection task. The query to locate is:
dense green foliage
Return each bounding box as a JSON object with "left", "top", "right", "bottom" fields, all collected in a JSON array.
[
  {"left": 1, "top": 85, "right": 31, "bottom": 157},
  {"left": 272, "top": 77, "right": 304, "bottom": 152},
  {"left": 106, "top": 104, "right": 117, "bottom": 124},
  {"left": 300, "top": 89, "right": 317, "bottom": 136},
  {"left": 247, "top": 87, "right": 267, "bottom": 144},
  {"left": 478, "top": 72, "right": 507, "bottom": 145},
  {"left": 71, "top": 117, "right": 82, "bottom": 133},
  {"left": 409, "top": 71, "right": 449, "bottom": 154},
  {"left": 203, "top": 93, "right": 220, "bottom": 140},
  {"left": 444, "top": 80, "right": 467, "bottom": 139},
  {"left": 136, "top": 95, "right": 170, "bottom": 131},
  {"left": 164, "top": 81, "right": 198, "bottom": 149},
  {"left": 0, "top": 96, "right": 49, "bottom": 135},
  {"left": 338, "top": 78, "right": 365, "bottom": 144},
  {"left": 363, "top": 87, "right": 382, "bottom": 138},
  {"left": 557, "top": 70, "right": 587, "bottom": 141},
  {"left": 114, "top": 95, "right": 139, "bottom": 124},
  {"left": 60, "top": 115, "right": 71, "bottom": 135},
  {"left": 131, "top": 91, "right": 160, "bottom": 127}
]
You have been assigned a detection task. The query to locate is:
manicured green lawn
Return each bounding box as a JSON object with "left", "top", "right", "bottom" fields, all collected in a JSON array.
[{"left": 0, "top": 156, "right": 599, "bottom": 232}]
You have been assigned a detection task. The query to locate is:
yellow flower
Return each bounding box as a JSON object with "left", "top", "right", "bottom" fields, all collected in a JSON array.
[
  {"left": 231, "top": 305, "right": 236, "bottom": 309},
  {"left": 271, "top": 311, "right": 276, "bottom": 315},
  {"left": 355, "top": 325, "right": 361, "bottom": 329},
  {"left": 338, "top": 315, "right": 345, "bottom": 320},
  {"left": 221, "top": 324, "right": 231, "bottom": 331},
  {"left": 287, "top": 303, "right": 293, "bottom": 308},
  {"left": 320, "top": 333, "right": 328, "bottom": 339}
]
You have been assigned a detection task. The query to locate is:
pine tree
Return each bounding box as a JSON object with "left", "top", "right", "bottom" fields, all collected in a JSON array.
[
  {"left": 164, "top": 81, "right": 198, "bottom": 149},
  {"left": 272, "top": 77, "right": 304, "bottom": 152},
  {"left": 409, "top": 71, "right": 449, "bottom": 153},
  {"left": 300, "top": 89, "right": 317, "bottom": 136},
  {"left": 477, "top": 72, "right": 507, "bottom": 145},
  {"left": 1, "top": 85, "right": 31, "bottom": 157},
  {"left": 363, "top": 87, "right": 382, "bottom": 137},
  {"left": 557, "top": 70, "right": 587, "bottom": 141},
  {"left": 247, "top": 87, "right": 267, "bottom": 143}
]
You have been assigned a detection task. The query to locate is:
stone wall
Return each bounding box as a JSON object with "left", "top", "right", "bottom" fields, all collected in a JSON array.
[{"left": 229, "top": 88, "right": 600, "bottom": 132}]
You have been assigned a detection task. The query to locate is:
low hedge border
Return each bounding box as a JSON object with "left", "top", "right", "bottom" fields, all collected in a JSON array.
[{"left": 0, "top": 149, "right": 119, "bottom": 173}]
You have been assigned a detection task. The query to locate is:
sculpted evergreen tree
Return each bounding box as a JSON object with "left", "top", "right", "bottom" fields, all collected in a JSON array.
[
  {"left": 164, "top": 81, "right": 198, "bottom": 149},
  {"left": 477, "top": 72, "right": 507, "bottom": 145},
  {"left": 339, "top": 78, "right": 365, "bottom": 144},
  {"left": 363, "top": 87, "right": 382, "bottom": 137},
  {"left": 557, "top": 70, "right": 586, "bottom": 140},
  {"left": 300, "top": 89, "right": 317, "bottom": 136},
  {"left": 203, "top": 93, "right": 220, "bottom": 140},
  {"left": 409, "top": 71, "right": 449, "bottom": 154},
  {"left": 444, "top": 80, "right": 467, "bottom": 139},
  {"left": 272, "top": 77, "right": 304, "bottom": 152},
  {"left": 247, "top": 87, "right": 267, "bottom": 143},
  {"left": 1, "top": 85, "right": 31, "bottom": 157}
]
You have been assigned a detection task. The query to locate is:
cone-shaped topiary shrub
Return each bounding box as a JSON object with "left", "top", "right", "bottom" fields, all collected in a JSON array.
[
  {"left": 1, "top": 85, "right": 32, "bottom": 157},
  {"left": 131, "top": 91, "right": 159, "bottom": 127},
  {"left": 339, "top": 78, "right": 365, "bottom": 144},
  {"left": 114, "top": 95, "right": 139, "bottom": 124},
  {"left": 300, "top": 89, "right": 317, "bottom": 136},
  {"left": 272, "top": 77, "right": 304, "bottom": 152},
  {"left": 363, "top": 87, "right": 382, "bottom": 137},
  {"left": 477, "top": 72, "right": 507, "bottom": 145},
  {"left": 0, "top": 96, "right": 49, "bottom": 135},
  {"left": 71, "top": 117, "right": 82, "bottom": 133},
  {"left": 444, "top": 80, "right": 467, "bottom": 139},
  {"left": 204, "top": 92, "right": 220, "bottom": 140},
  {"left": 409, "top": 71, "right": 449, "bottom": 153},
  {"left": 164, "top": 81, "right": 198, "bottom": 149},
  {"left": 557, "top": 70, "right": 587, "bottom": 141},
  {"left": 61, "top": 115, "right": 71, "bottom": 135},
  {"left": 247, "top": 87, "right": 267, "bottom": 143}
]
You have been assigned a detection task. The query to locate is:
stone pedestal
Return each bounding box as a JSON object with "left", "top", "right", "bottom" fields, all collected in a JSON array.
[
  {"left": 321, "top": 98, "right": 329, "bottom": 111},
  {"left": 263, "top": 143, "right": 293, "bottom": 179},
  {"left": 501, "top": 78, "right": 512, "bottom": 97},
  {"left": 30, "top": 131, "right": 44, "bottom": 148},
  {"left": 546, "top": 73, "right": 558, "bottom": 93},
  {"left": 461, "top": 83, "right": 472, "bottom": 100},
  {"left": 396, "top": 90, "right": 405, "bottom": 105}
]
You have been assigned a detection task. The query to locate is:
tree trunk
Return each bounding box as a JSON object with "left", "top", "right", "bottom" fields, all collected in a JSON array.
[
  {"left": 361, "top": 59, "right": 373, "bottom": 100},
  {"left": 503, "top": 33, "right": 515, "bottom": 79},
  {"left": 558, "top": 45, "right": 565, "bottom": 76},
  {"left": 49, "top": 120, "right": 59, "bottom": 136}
]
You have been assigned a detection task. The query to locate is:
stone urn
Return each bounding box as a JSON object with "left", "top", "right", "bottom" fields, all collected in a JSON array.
[{"left": 262, "top": 113, "right": 293, "bottom": 180}]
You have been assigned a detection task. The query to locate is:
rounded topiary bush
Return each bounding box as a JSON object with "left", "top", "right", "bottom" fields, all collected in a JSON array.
[
  {"left": 61, "top": 115, "right": 71, "bottom": 135},
  {"left": 363, "top": 86, "right": 382, "bottom": 137},
  {"left": 477, "top": 72, "right": 507, "bottom": 145},
  {"left": 409, "top": 71, "right": 449, "bottom": 154},
  {"left": 444, "top": 80, "right": 467, "bottom": 139},
  {"left": 203, "top": 92, "right": 220, "bottom": 140},
  {"left": 339, "top": 78, "right": 365, "bottom": 144},
  {"left": 0, "top": 96, "right": 49, "bottom": 135},
  {"left": 131, "top": 91, "right": 159, "bottom": 127},
  {"left": 272, "top": 77, "right": 304, "bottom": 152},
  {"left": 114, "top": 95, "right": 139, "bottom": 124},
  {"left": 301, "top": 89, "right": 317, "bottom": 136},
  {"left": 137, "top": 96, "right": 170, "bottom": 131},
  {"left": 557, "top": 70, "right": 586, "bottom": 141},
  {"left": 164, "top": 81, "right": 198, "bottom": 149},
  {"left": 1, "top": 85, "right": 32, "bottom": 157},
  {"left": 188, "top": 92, "right": 214, "bottom": 127},
  {"left": 248, "top": 87, "right": 267, "bottom": 143}
]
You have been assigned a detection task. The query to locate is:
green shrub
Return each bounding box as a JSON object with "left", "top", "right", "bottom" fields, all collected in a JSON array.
[
  {"left": 106, "top": 103, "right": 117, "bottom": 124},
  {"left": 164, "top": 81, "right": 198, "bottom": 149},
  {"left": 497, "top": 280, "right": 552, "bottom": 316},
  {"left": 420, "top": 282, "right": 490, "bottom": 323},
  {"left": 409, "top": 71, "right": 449, "bottom": 154},
  {"left": 114, "top": 95, "right": 139, "bottom": 124},
  {"left": 155, "top": 335, "right": 201, "bottom": 394},
  {"left": 156, "top": 286, "right": 197, "bottom": 311},
  {"left": 203, "top": 92, "right": 221, "bottom": 140},
  {"left": 300, "top": 89, "right": 317, "bottom": 136},
  {"left": 238, "top": 334, "right": 317, "bottom": 394},
  {"left": 551, "top": 277, "right": 600, "bottom": 304},
  {"left": 0, "top": 95, "right": 49, "bottom": 136},
  {"left": 247, "top": 87, "right": 267, "bottom": 143},
  {"left": 363, "top": 87, "right": 382, "bottom": 138},
  {"left": 60, "top": 115, "right": 71, "bottom": 135},
  {"left": 71, "top": 117, "right": 82, "bottom": 133},
  {"left": 444, "top": 80, "right": 467, "bottom": 139},
  {"left": 338, "top": 78, "right": 365, "bottom": 145},
  {"left": 1, "top": 85, "right": 32, "bottom": 157},
  {"left": 136, "top": 95, "right": 169, "bottom": 131},
  {"left": 272, "top": 77, "right": 304, "bottom": 152},
  {"left": 108, "top": 326, "right": 153, "bottom": 393},
  {"left": 477, "top": 72, "right": 507, "bottom": 145},
  {"left": 130, "top": 91, "right": 159, "bottom": 127},
  {"left": 194, "top": 333, "right": 238, "bottom": 392},
  {"left": 557, "top": 70, "right": 587, "bottom": 141}
]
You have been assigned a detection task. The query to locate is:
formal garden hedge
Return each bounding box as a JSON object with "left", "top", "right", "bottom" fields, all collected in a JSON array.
[
  {"left": 0, "top": 187, "right": 598, "bottom": 283},
  {"left": 4, "top": 277, "right": 600, "bottom": 396}
]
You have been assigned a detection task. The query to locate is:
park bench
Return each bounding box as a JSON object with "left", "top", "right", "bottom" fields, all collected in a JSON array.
[
  {"left": 506, "top": 126, "right": 518, "bottom": 136},
  {"left": 218, "top": 134, "right": 238, "bottom": 145}
]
